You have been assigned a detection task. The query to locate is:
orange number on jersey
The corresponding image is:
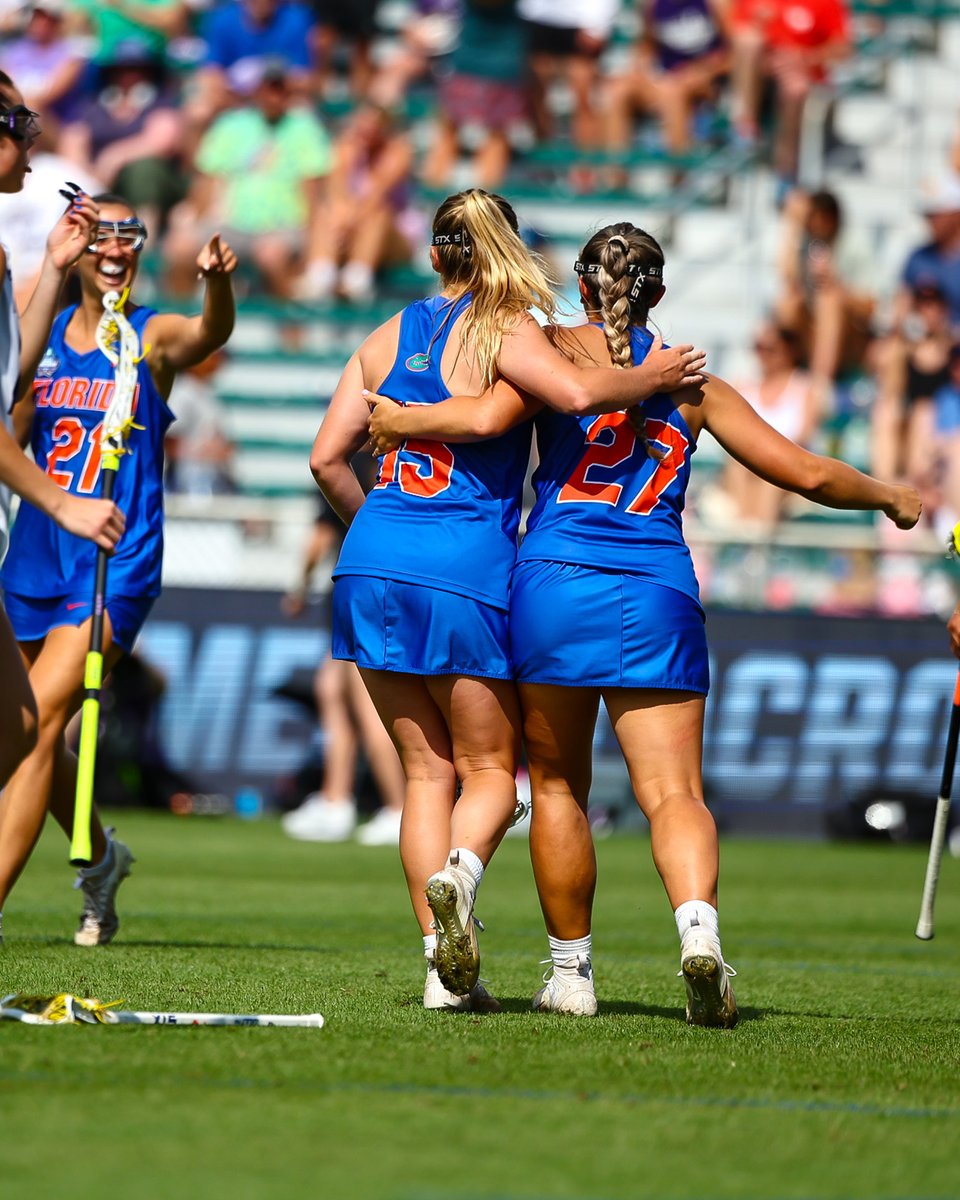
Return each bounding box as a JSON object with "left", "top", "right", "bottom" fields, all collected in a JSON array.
[
  {"left": 625, "top": 418, "right": 688, "bottom": 515},
  {"left": 45, "top": 417, "right": 104, "bottom": 494},
  {"left": 375, "top": 440, "right": 454, "bottom": 498},
  {"left": 558, "top": 413, "right": 687, "bottom": 515}
]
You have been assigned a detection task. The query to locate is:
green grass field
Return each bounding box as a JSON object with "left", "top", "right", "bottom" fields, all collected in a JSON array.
[{"left": 1, "top": 812, "right": 958, "bottom": 1200}]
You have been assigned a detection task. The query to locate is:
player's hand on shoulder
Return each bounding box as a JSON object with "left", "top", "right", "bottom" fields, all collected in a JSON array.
[
  {"left": 197, "top": 234, "right": 237, "bottom": 277},
  {"left": 57, "top": 495, "right": 126, "bottom": 551},
  {"left": 46, "top": 190, "right": 99, "bottom": 271},
  {"left": 365, "top": 390, "right": 405, "bottom": 454},
  {"left": 646, "top": 334, "right": 706, "bottom": 391},
  {"left": 884, "top": 483, "right": 921, "bottom": 530}
]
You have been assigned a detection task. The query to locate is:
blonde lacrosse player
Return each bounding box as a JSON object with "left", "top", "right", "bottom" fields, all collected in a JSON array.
[{"left": 0, "top": 193, "right": 236, "bottom": 946}]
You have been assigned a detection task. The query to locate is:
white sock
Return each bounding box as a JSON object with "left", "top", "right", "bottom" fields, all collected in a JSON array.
[
  {"left": 674, "top": 900, "right": 720, "bottom": 942},
  {"left": 451, "top": 848, "right": 483, "bottom": 889},
  {"left": 548, "top": 933, "right": 592, "bottom": 967},
  {"left": 423, "top": 933, "right": 437, "bottom": 959}
]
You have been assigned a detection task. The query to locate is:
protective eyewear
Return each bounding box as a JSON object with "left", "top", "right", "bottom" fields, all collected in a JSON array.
[
  {"left": 86, "top": 218, "right": 149, "bottom": 253},
  {"left": 0, "top": 104, "right": 41, "bottom": 143}
]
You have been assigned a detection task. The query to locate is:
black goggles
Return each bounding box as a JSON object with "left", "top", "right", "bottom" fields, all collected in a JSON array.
[
  {"left": 86, "top": 218, "right": 149, "bottom": 253},
  {"left": 0, "top": 104, "right": 41, "bottom": 143}
]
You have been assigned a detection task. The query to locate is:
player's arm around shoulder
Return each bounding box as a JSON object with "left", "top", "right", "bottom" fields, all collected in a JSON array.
[
  {"left": 698, "top": 373, "right": 921, "bottom": 528},
  {"left": 145, "top": 235, "right": 237, "bottom": 391}
]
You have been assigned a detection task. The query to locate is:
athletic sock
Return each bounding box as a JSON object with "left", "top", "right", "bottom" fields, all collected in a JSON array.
[
  {"left": 674, "top": 900, "right": 720, "bottom": 943},
  {"left": 451, "top": 847, "right": 483, "bottom": 890},
  {"left": 423, "top": 933, "right": 437, "bottom": 958},
  {"left": 548, "top": 933, "right": 592, "bottom": 968}
]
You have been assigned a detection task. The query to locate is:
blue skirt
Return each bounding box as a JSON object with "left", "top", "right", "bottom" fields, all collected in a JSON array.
[
  {"left": 509, "top": 560, "right": 709, "bottom": 692},
  {"left": 332, "top": 574, "right": 512, "bottom": 679},
  {"left": 3, "top": 590, "right": 155, "bottom": 654}
]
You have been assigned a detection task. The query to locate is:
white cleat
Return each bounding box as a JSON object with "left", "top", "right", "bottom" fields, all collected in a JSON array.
[
  {"left": 423, "top": 962, "right": 500, "bottom": 1013},
  {"left": 532, "top": 954, "right": 598, "bottom": 1016},
  {"left": 425, "top": 852, "right": 480, "bottom": 995},
  {"left": 281, "top": 793, "right": 357, "bottom": 842},
  {"left": 73, "top": 832, "right": 135, "bottom": 947},
  {"left": 680, "top": 931, "right": 739, "bottom": 1029},
  {"left": 356, "top": 806, "right": 402, "bottom": 847}
]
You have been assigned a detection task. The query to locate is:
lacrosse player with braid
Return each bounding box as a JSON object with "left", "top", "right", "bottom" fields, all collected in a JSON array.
[
  {"left": 366, "top": 221, "right": 921, "bottom": 1026},
  {"left": 0, "top": 192, "right": 236, "bottom": 946},
  {"left": 311, "top": 190, "right": 705, "bottom": 1012}
]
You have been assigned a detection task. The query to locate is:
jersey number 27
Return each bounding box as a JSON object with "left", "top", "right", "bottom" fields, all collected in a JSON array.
[{"left": 558, "top": 413, "right": 687, "bottom": 514}]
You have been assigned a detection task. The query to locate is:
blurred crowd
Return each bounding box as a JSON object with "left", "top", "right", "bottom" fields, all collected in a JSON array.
[{"left": 2, "top": 0, "right": 960, "bottom": 585}]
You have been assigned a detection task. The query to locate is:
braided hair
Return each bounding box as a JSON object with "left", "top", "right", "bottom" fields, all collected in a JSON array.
[{"left": 576, "top": 223, "right": 667, "bottom": 457}]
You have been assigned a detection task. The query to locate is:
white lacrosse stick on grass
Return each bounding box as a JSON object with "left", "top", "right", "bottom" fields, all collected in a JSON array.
[{"left": 0, "top": 993, "right": 325, "bottom": 1028}]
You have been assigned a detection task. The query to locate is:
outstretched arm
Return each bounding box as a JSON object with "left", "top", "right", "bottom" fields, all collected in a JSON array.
[
  {"left": 310, "top": 353, "right": 371, "bottom": 525},
  {"left": 497, "top": 315, "right": 705, "bottom": 414},
  {"left": 366, "top": 378, "right": 539, "bottom": 453},
  {"left": 146, "top": 235, "right": 237, "bottom": 391},
  {"left": 700, "top": 374, "right": 921, "bottom": 528}
]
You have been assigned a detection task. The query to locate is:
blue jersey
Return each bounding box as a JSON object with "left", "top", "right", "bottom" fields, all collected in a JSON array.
[
  {"left": 518, "top": 323, "right": 701, "bottom": 603},
  {"left": 333, "top": 294, "right": 532, "bottom": 610},
  {"left": 2, "top": 304, "right": 173, "bottom": 600}
]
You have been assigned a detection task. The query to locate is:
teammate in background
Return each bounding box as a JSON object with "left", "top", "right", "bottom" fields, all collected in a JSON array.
[
  {"left": 282, "top": 488, "right": 407, "bottom": 846},
  {"left": 0, "top": 194, "right": 236, "bottom": 947},
  {"left": 310, "top": 188, "right": 706, "bottom": 1011},
  {"left": 0, "top": 75, "right": 125, "bottom": 942},
  {"left": 367, "top": 221, "right": 921, "bottom": 1025}
]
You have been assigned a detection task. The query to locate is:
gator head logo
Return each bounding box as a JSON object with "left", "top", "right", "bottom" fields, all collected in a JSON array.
[{"left": 405, "top": 352, "right": 430, "bottom": 372}]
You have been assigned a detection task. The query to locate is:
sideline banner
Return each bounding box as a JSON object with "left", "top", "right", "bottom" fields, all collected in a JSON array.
[{"left": 138, "top": 589, "right": 957, "bottom": 834}]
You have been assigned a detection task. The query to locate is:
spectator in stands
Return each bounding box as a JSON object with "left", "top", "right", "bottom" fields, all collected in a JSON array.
[
  {"left": 930, "top": 344, "right": 960, "bottom": 536},
  {"left": 898, "top": 174, "right": 960, "bottom": 333},
  {"left": 729, "top": 0, "right": 850, "bottom": 199},
  {"left": 0, "top": 1, "right": 87, "bottom": 136},
  {"left": 186, "top": 0, "right": 316, "bottom": 137},
  {"left": 310, "top": 0, "right": 382, "bottom": 100},
  {"left": 164, "top": 56, "right": 332, "bottom": 299},
  {"left": 776, "top": 187, "right": 876, "bottom": 386},
  {"left": 297, "top": 102, "right": 421, "bottom": 304},
  {"left": 603, "top": 0, "right": 733, "bottom": 184},
  {"left": 421, "top": 0, "right": 528, "bottom": 191},
  {"left": 872, "top": 282, "right": 953, "bottom": 496},
  {"left": 163, "top": 351, "right": 237, "bottom": 496},
  {"left": 66, "top": 0, "right": 188, "bottom": 65},
  {"left": 58, "top": 38, "right": 186, "bottom": 237},
  {"left": 370, "top": 0, "right": 461, "bottom": 110},
  {"left": 722, "top": 320, "right": 819, "bottom": 528},
  {"left": 518, "top": 0, "right": 618, "bottom": 184}
]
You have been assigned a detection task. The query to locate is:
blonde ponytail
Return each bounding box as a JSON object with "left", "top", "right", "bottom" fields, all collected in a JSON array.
[{"left": 432, "top": 189, "right": 559, "bottom": 388}]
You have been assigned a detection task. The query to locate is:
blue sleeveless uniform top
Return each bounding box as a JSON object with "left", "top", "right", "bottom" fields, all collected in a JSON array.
[
  {"left": 650, "top": 0, "right": 724, "bottom": 72},
  {"left": 517, "top": 323, "right": 701, "bottom": 604},
  {"left": 333, "top": 294, "right": 532, "bottom": 610},
  {"left": 2, "top": 304, "right": 173, "bottom": 599}
]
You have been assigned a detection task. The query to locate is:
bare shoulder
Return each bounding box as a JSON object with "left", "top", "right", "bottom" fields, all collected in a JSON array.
[
  {"left": 358, "top": 310, "right": 403, "bottom": 389},
  {"left": 548, "top": 321, "right": 610, "bottom": 367}
]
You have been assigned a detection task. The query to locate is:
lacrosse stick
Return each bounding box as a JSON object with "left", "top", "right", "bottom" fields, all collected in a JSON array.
[
  {"left": 69, "top": 289, "right": 141, "bottom": 867},
  {"left": 0, "top": 993, "right": 324, "bottom": 1028},
  {"left": 915, "top": 520, "right": 960, "bottom": 940}
]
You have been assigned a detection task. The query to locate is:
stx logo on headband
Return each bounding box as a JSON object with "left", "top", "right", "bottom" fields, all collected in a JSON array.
[{"left": 431, "top": 229, "right": 472, "bottom": 256}]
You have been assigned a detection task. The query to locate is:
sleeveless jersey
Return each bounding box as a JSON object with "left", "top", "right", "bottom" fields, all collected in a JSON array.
[
  {"left": 0, "top": 249, "right": 20, "bottom": 567},
  {"left": 1, "top": 304, "right": 173, "bottom": 599},
  {"left": 517, "top": 323, "right": 701, "bottom": 603},
  {"left": 333, "top": 294, "right": 532, "bottom": 609}
]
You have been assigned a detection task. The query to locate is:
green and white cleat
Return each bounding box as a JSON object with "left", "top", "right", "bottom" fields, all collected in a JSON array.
[
  {"left": 423, "top": 961, "right": 500, "bottom": 1013},
  {"left": 424, "top": 852, "right": 480, "bottom": 995},
  {"left": 532, "top": 955, "right": 598, "bottom": 1016},
  {"left": 73, "top": 832, "right": 135, "bottom": 947},
  {"left": 680, "top": 932, "right": 738, "bottom": 1028}
]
